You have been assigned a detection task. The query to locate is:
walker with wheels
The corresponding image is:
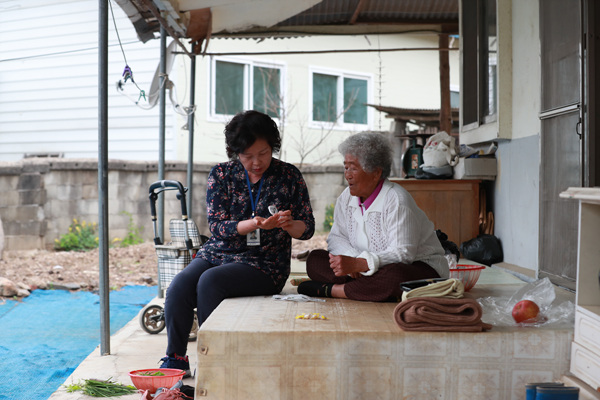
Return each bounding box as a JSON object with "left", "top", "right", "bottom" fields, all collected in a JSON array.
[{"left": 139, "top": 180, "right": 208, "bottom": 336}]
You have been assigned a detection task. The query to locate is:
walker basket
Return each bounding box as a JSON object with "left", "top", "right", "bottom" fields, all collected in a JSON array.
[{"left": 154, "top": 219, "right": 202, "bottom": 289}]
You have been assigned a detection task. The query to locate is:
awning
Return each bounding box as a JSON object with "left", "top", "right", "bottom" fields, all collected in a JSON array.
[{"left": 116, "top": 0, "right": 458, "bottom": 53}]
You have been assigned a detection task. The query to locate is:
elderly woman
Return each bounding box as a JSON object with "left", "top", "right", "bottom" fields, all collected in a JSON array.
[
  {"left": 298, "top": 132, "right": 448, "bottom": 301},
  {"left": 160, "top": 110, "right": 315, "bottom": 375}
]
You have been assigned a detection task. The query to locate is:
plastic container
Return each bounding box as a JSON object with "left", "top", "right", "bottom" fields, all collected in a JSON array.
[
  {"left": 129, "top": 368, "right": 185, "bottom": 393},
  {"left": 525, "top": 382, "right": 564, "bottom": 400},
  {"left": 536, "top": 386, "right": 579, "bottom": 400},
  {"left": 449, "top": 264, "right": 485, "bottom": 291}
]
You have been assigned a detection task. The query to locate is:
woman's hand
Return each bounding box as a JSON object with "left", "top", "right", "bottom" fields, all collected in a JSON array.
[
  {"left": 254, "top": 214, "right": 280, "bottom": 230},
  {"left": 329, "top": 254, "right": 369, "bottom": 277},
  {"left": 256, "top": 210, "right": 306, "bottom": 239}
]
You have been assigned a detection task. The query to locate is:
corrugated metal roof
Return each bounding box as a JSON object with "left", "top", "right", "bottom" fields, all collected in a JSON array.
[{"left": 280, "top": 0, "right": 458, "bottom": 27}]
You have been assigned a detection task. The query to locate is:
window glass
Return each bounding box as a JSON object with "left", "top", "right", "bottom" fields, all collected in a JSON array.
[
  {"left": 460, "top": 0, "right": 497, "bottom": 129},
  {"left": 215, "top": 61, "right": 244, "bottom": 115},
  {"left": 313, "top": 73, "right": 338, "bottom": 122},
  {"left": 343, "top": 78, "right": 367, "bottom": 124},
  {"left": 253, "top": 66, "right": 280, "bottom": 118},
  {"left": 461, "top": 0, "right": 478, "bottom": 126},
  {"left": 484, "top": 0, "right": 497, "bottom": 119},
  {"left": 451, "top": 90, "right": 460, "bottom": 109}
]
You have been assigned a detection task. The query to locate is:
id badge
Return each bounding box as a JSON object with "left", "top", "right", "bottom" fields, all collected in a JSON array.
[{"left": 247, "top": 229, "right": 260, "bottom": 246}]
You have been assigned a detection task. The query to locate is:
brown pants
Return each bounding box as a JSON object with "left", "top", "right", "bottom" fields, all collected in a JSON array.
[{"left": 305, "top": 249, "right": 440, "bottom": 302}]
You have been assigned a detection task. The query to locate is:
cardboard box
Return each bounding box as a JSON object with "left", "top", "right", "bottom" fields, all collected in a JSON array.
[{"left": 453, "top": 157, "right": 497, "bottom": 180}]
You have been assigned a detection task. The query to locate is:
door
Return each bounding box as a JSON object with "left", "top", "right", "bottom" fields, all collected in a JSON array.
[{"left": 538, "top": 0, "right": 582, "bottom": 289}]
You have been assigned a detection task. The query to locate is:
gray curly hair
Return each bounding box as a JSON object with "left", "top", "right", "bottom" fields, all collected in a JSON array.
[{"left": 338, "top": 132, "right": 393, "bottom": 179}]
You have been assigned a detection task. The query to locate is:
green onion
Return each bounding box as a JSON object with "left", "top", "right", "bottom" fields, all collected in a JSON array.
[
  {"left": 64, "top": 378, "right": 137, "bottom": 397},
  {"left": 137, "top": 371, "right": 166, "bottom": 376}
]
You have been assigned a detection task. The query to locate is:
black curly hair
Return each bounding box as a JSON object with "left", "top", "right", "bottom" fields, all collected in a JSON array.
[{"left": 224, "top": 110, "right": 281, "bottom": 159}]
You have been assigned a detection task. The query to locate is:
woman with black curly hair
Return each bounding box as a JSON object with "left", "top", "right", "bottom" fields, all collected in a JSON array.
[{"left": 160, "top": 110, "right": 315, "bottom": 375}]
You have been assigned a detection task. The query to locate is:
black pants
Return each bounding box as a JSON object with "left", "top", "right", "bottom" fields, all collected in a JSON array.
[{"left": 164, "top": 257, "right": 279, "bottom": 356}]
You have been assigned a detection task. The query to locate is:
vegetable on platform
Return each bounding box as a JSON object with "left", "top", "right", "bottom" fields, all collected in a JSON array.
[
  {"left": 136, "top": 371, "right": 166, "bottom": 376},
  {"left": 64, "top": 378, "right": 137, "bottom": 397}
]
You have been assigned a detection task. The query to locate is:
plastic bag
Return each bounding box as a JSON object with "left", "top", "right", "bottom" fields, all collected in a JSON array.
[
  {"left": 477, "top": 277, "right": 575, "bottom": 327},
  {"left": 422, "top": 131, "right": 459, "bottom": 167},
  {"left": 460, "top": 234, "right": 503, "bottom": 265},
  {"left": 436, "top": 229, "right": 460, "bottom": 262}
]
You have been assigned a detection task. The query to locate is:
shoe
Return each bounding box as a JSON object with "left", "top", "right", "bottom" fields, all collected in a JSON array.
[
  {"left": 297, "top": 280, "right": 333, "bottom": 297},
  {"left": 296, "top": 250, "right": 310, "bottom": 261},
  {"left": 159, "top": 354, "right": 191, "bottom": 378}
]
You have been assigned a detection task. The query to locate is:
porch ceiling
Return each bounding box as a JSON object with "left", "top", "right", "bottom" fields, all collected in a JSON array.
[{"left": 116, "top": 0, "right": 458, "bottom": 53}]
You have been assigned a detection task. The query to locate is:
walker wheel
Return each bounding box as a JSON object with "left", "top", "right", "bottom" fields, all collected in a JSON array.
[{"left": 139, "top": 304, "right": 165, "bottom": 334}]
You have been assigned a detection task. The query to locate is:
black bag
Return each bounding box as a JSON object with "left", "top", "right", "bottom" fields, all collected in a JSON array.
[
  {"left": 460, "top": 234, "right": 503, "bottom": 266},
  {"left": 436, "top": 229, "right": 460, "bottom": 262}
]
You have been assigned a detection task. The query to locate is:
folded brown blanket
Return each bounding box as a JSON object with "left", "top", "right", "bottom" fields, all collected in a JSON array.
[{"left": 393, "top": 297, "right": 493, "bottom": 332}]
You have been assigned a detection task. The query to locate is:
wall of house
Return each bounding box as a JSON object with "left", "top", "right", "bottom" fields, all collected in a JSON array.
[
  {"left": 0, "top": 0, "right": 178, "bottom": 162},
  {"left": 492, "top": 0, "right": 541, "bottom": 272},
  {"left": 176, "top": 34, "right": 461, "bottom": 167},
  {"left": 0, "top": 158, "right": 345, "bottom": 251},
  {"left": 0, "top": 2, "right": 458, "bottom": 167}
]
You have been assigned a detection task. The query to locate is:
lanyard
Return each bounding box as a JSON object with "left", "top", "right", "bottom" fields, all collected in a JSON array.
[{"left": 245, "top": 170, "right": 263, "bottom": 218}]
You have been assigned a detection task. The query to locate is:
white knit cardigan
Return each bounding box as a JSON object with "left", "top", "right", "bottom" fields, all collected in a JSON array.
[{"left": 327, "top": 179, "right": 449, "bottom": 278}]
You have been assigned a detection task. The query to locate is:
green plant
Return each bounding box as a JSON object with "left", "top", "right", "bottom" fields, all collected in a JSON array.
[
  {"left": 112, "top": 211, "right": 144, "bottom": 248},
  {"left": 323, "top": 203, "right": 335, "bottom": 231},
  {"left": 54, "top": 219, "right": 99, "bottom": 251},
  {"left": 64, "top": 378, "right": 136, "bottom": 397}
]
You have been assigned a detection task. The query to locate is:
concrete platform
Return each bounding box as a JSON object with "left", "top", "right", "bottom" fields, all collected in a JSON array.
[{"left": 192, "top": 274, "right": 575, "bottom": 400}]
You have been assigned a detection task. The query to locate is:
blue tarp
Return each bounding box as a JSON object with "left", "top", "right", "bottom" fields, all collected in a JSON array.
[{"left": 0, "top": 286, "right": 157, "bottom": 400}]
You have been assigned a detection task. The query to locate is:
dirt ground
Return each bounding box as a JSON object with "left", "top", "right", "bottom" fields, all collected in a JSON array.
[{"left": 0, "top": 234, "right": 328, "bottom": 295}]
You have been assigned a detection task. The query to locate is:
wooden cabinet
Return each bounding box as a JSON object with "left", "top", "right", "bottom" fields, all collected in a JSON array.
[
  {"left": 390, "top": 178, "right": 481, "bottom": 247},
  {"left": 560, "top": 187, "right": 600, "bottom": 391}
]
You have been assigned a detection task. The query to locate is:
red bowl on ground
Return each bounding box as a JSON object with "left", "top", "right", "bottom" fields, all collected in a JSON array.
[
  {"left": 449, "top": 264, "right": 485, "bottom": 291},
  {"left": 129, "top": 368, "right": 185, "bottom": 393}
]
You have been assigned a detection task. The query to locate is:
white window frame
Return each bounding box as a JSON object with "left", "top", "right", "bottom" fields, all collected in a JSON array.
[
  {"left": 308, "top": 66, "right": 373, "bottom": 130},
  {"left": 459, "top": 0, "right": 512, "bottom": 145},
  {"left": 208, "top": 56, "right": 286, "bottom": 123}
]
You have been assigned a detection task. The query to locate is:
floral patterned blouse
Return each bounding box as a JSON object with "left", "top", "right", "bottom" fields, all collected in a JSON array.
[{"left": 196, "top": 158, "right": 315, "bottom": 291}]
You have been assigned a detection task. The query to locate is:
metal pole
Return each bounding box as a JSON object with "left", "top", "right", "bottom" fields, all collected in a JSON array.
[
  {"left": 98, "top": 0, "right": 110, "bottom": 355},
  {"left": 186, "top": 48, "right": 196, "bottom": 218},
  {"left": 157, "top": 27, "right": 167, "bottom": 297},
  {"left": 158, "top": 27, "right": 166, "bottom": 239}
]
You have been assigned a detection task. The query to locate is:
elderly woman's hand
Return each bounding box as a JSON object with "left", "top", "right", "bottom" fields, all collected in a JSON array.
[{"left": 328, "top": 254, "right": 369, "bottom": 277}]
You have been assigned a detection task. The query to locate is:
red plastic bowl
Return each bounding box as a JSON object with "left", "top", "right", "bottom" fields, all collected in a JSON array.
[
  {"left": 449, "top": 264, "right": 485, "bottom": 291},
  {"left": 129, "top": 368, "right": 185, "bottom": 393}
]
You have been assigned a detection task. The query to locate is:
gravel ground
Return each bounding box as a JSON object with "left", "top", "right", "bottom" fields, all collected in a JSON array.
[{"left": 0, "top": 233, "right": 328, "bottom": 296}]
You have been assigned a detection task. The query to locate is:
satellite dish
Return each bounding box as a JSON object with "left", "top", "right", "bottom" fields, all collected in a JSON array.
[{"left": 146, "top": 40, "right": 178, "bottom": 107}]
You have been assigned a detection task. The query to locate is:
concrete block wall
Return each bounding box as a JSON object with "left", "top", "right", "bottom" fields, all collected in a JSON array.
[{"left": 0, "top": 158, "right": 345, "bottom": 251}]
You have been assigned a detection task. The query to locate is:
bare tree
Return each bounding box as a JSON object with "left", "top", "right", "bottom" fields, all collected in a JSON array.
[
  {"left": 255, "top": 67, "right": 363, "bottom": 167},
  {"left": 289, "top": 92, "right": 361, "bottom": 167}
]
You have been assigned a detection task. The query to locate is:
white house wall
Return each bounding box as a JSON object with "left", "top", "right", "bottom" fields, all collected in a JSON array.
[
  {"left": 173, "top": 33, "right": 460, "bottom": 166},
  {"left": 0, "top": 0, "right": 176, "bottom": 162},
  {"left": 0, "top": 2, "right": 458, "bottom": 166},
  {"left": 493, "top": 0, "right": 541, "bottom": 272}
]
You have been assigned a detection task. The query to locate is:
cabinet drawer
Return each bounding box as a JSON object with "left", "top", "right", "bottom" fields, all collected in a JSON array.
[
  {"left": 571, "top": 342, "right": 600, "bottom": 391},
  {"left": 575, "top": 311, "right": 600, "bottom": 356}
]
